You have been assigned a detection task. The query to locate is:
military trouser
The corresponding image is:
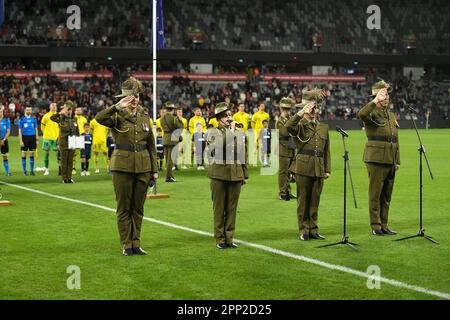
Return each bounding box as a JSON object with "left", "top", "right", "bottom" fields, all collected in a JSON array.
[
  {"left": 164, "top": 145, "right": 175, "bottom": 179},
  {"left": 295, "top": 174, "right": 324, "bottom": 235},
  {"left": 366, "top": 163, "right": 396, "bottom": 231},
  {"left": 60, "top": 147, "right": 75, "bottom": 181},
  {"left": 278, "top": 156, "right": 293, "bottom": 196},
  {"left": 210, "top": 178, "right": 242, "bottom": 245},
  {"left": 112, "top": 171, "right": 151, "bottom": 250}
]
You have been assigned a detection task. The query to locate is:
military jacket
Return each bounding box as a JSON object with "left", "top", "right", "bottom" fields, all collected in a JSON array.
[
  {"left": 50, "top": 114, "right": 79, "bottom": 148},
  {"left": 207, "top": 124, "right": 248, "bottom": 182},
  {"left": 276, "top": 115, "right": 295, "bottom": 158},
  {"left": 161, "top": 113, "right": 183, "bottom": 146},
  {"left": 357, "top": 101, "right": 400, "bottom": 165},
  {"left": 95, "top": 104, "right": 157, "bottom": 174},
  {"left": 285, "top": 114, "right": 331, "bottom": 177}
]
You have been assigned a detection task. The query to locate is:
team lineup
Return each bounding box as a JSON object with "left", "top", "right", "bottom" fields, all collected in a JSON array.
[{"left": 0, "top": 77, "right": 400, "bottom": 256}]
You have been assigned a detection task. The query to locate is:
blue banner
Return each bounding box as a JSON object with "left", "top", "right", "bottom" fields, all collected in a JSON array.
[
  {"left": 151, "top": 0, "right": 165, "bottom": 51},
  {"left": 0, "top": 0, "right": 4, "bottom": 27}
]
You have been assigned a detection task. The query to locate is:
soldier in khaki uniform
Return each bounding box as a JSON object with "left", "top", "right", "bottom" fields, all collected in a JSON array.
[
  {"left": 160, "top": 101, "right": 183, "bottom": 182},
  {"left": 50, "top": 101, "right": 79, "bottom": 184},
  {"left": 285, "top": 89, "right": 331, "bottom": 241},
  {"left": 275, "top": 97, "right": 297, "bottom": 201},
  {"left": 96, "top": 77, "right": 158, "bottom": 256},
  {"left": 358, "top": 80, "right": 399, "bottom": 236},
  {"left": 207, "top": 102, "right": 248, "bottom": 249}
]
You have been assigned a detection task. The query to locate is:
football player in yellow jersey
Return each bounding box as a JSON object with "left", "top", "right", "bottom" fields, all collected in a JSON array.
[
  {"left": 176, "top": 108, "right": 189, "bottom": 169},
  {"left": 251, "top": 103, "right": 270, "bottom": 165},
  {"left": 89, "top": 117, "right": 109, "bottom": 173},
  {"left": 40, "top": 102, "right": 60, "bottom": 175},
  {"left": 232, "top": 103, "right": 249, "bottom": 132},
  {"left": 188, "top": 107, "right": 206, "bottom": 167},
  {"left": 73, "top": 107, "right": 88, "bottom": 175},
  {"left": 155, "top": 108, "right": 166, "bottom": 136},
  {"left": 188, "top": 107, "right": 206, "bottom": 135},
  {"left": 208, "top": 117, "right": 219, "bottom": 128}
]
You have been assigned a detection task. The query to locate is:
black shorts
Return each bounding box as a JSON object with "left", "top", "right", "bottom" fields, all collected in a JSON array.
[
  {"left": 1, "top": 139, "right": 9, "bottom": 154},
  {"left": 21, "top": 135, "right": 37, "bottom": 151},
  {"left": 81, "top": 151, "right": 91, "bottom": 160}
]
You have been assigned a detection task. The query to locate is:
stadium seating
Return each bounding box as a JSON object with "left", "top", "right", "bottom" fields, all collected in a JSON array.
[{"left": 1, "top": 0, "right": 450, "bottom": 54}]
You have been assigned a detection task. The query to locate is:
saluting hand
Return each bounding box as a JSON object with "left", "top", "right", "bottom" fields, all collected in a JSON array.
[
  {"left": 374, "top": 88, "right": 388, "bottom": 107},
  {"left": 118, "top": 95, "right": 136, "bottom": 110},
  {"left": 60, "top": 107, "right": 68, "bottom": 116}
]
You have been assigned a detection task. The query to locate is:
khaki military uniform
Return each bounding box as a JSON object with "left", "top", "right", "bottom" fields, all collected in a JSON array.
[
  {"left": 160, "top": 113, "right": 183, "bottom": 179},
  {"left": 50, "top": 113, "right": 79, "bottom": 181},
  {"left": 96, "top": 104, "right": 157, "bottom": 250},
  {"left": 207, "top": 124, "right": 248, "bottom": 245},
  {"left": 276, "top": 115, "right": 295, "bottom": 197},
  {"left": 358, "top": 101, "right": 400, "bottom": 231},
  {"left": 285, "top": 114, "right": 331, "bottom": 236}
]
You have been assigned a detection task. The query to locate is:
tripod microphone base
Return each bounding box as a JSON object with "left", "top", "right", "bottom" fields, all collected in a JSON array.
[
  {"left": 395, "top": 229, "right": 439, "bottom": 244},
  {"left": 317, "top": 236, "right": 359, "bottom": 251}
]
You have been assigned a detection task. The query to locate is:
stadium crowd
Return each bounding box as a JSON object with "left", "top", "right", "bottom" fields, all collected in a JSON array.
[
  {"left": 1, "top": 0, "right": 449, "bottom": 54},
  {"left": 1, "top": 67, "right": 449, "bottom": 130}
]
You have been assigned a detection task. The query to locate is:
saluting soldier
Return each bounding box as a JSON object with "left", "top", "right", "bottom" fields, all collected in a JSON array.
[
  {"left": 207, "top": 102, "right": 248, "bottom": 249},
  {"left": 357, "top": 80, "right": 399, "bottom": 236},
  {"left": 275, "top": 97, "right": 297, "bottom": 201},
  {"left": 95, "top": 77, "right": 158, "bottom": 256},
  {"left": 50, "top": 101, "right": 79, "bottom": 184},
  {"left": 285, "top": 89, "right": 330, "bottom": 241},
  {"left": 160, "top": 101, "right": 183, "bottom": 182}
]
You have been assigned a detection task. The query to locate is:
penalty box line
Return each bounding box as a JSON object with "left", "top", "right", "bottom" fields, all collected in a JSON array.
[{"left": 1, "top": 180, "right": 449, "bottom": 300}]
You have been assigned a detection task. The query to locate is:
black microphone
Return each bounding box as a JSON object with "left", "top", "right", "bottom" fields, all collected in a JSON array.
[
  {"left": 336, "top": 126, "right": 349, "bottom": 137},
  {"left": 406, "top": 105, "right": 419, "bottom": 114}
]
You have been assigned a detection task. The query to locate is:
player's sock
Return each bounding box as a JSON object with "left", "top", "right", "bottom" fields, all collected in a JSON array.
[
  {"left": 44, "top": 153, "right": 49, "bottom": 169},
  {"left": 104, "top": 153, "right": 109, "bottom": 167},
  {"left": 21, "top": 157, "right": 27, "bottom": 173},
  {"left": 3, "top": 159, "right": 9, "bottom": 175},
  {"left": 85, "top": 161, "right": 89, "bottom": 171},
  {"left": 81, "top": 162, "right": 85, "bottom": 171},
  {"left": 30, "top": 156, "right": 35, "bottom": 173},
  {"left": 93, "top": 153, "right": 99, "bottom": 170}
]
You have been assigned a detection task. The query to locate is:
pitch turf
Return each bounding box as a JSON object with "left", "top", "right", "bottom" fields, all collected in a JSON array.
[{"left": 0, "top": 129, "right": 449, "bottom": 300}]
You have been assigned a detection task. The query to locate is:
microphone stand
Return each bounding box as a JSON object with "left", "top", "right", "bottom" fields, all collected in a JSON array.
[
  {"left": 395, "top": 106, "right": 438, "bottom": 244},
  {"left": 318, "top": 129, "right": 358, "bottom": 250}
]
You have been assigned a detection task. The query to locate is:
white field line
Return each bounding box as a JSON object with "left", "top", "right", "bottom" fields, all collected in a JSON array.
[{"left": 1, "top": 180, "right": 449, "bottom": 300}]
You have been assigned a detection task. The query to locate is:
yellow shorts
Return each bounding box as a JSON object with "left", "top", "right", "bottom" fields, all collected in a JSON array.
[{"left": 92, "top": 143, "right": 108, "bottom": 153}]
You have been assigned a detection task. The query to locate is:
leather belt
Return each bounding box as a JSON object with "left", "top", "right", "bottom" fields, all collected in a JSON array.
[
  {"left": 368, "top": 135, "right": 397, "bottom": 143},
  {"left": 115, "top": 144, "right": 147, "bottom": 152},
  {"left": 299, "top": 149, "right": 324, "bottom": 157}
]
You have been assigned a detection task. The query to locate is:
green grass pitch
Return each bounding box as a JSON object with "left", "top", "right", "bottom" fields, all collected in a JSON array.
[{"left": 0, "top": 129, "right": 449, "bottom": 300}]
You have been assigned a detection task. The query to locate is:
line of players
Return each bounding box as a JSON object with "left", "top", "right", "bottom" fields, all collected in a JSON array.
[
  {"left": 153, "top": 103, "right": 272, "bottom": 175},
  {"left": 0, "top": 102, "right": 114, "bottom": 177},
  {"left": 1, "top": 100, "right": 274, "bottom": 179}
]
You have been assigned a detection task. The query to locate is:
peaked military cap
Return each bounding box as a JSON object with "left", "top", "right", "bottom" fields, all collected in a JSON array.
[
  {"left": 277, "top": 97, "right": 296, "bottom": 109},
  {"left": 298, "top": 88, "right": 326, "bottom": 108},
  {"left": 211, "top": 102, "right": 232, "bottom": 118},
  {"left": 371, "top": 79, "right": 393, "bottom": 96},
  {"left": 163, "top": 101, "right": 177, "bottom": 109},
  {"left": 115, "top": 76, "right": 145, "bottom": 98},
  {"left": 61, "top": 100, "right": 76, "bottom": 110}
]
